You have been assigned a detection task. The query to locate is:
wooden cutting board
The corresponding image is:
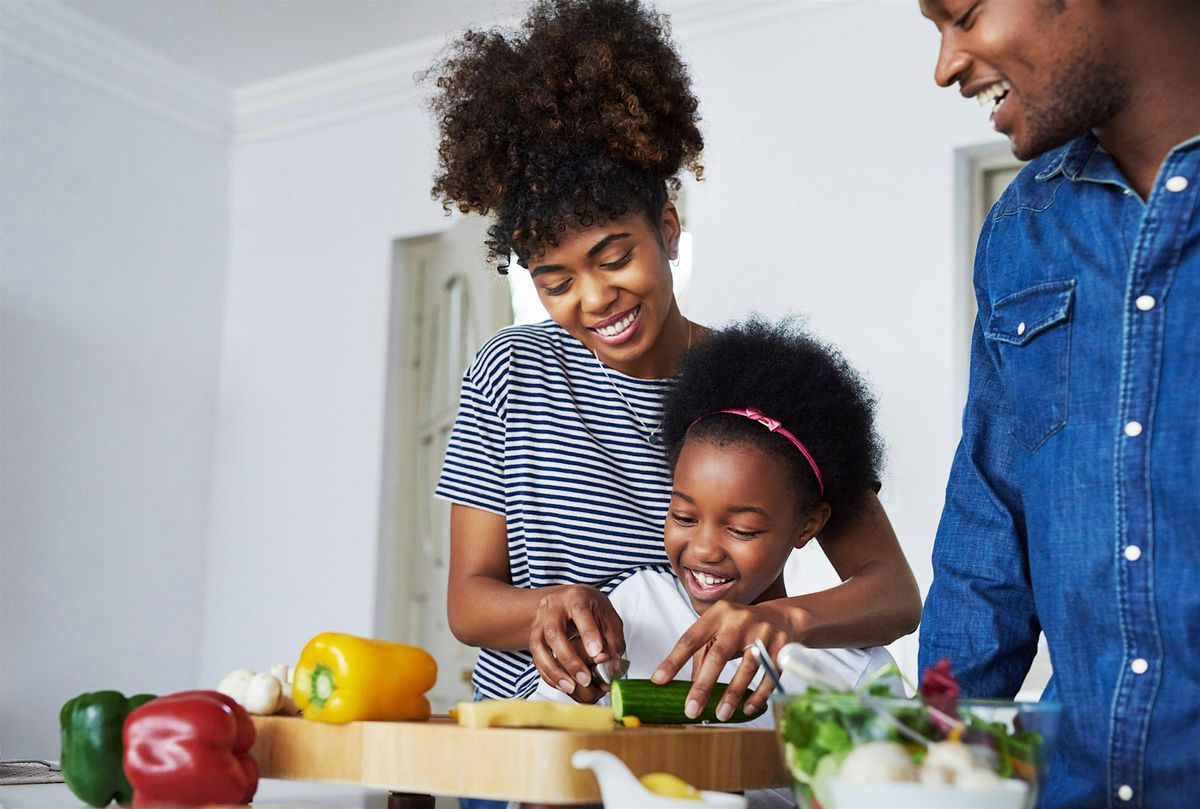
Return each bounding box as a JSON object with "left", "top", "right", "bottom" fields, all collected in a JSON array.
[{"left": 251, "top": 715, "right": 790, "bottom": 804}]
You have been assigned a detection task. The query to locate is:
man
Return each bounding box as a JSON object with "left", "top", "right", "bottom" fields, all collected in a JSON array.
[{"left": 916, "top": 1, "right": 1199, "bottom": 807}]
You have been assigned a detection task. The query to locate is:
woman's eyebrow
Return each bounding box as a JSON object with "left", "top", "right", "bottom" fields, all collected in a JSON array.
[
  {"left": 529, "top": 262, "right": 564, "bottom": 279},
  {"left": 531, "top": 232, "right": 633, "bottom": 276},
  {"left": 587, "top": 232, "right": 631, "bottom": 257}
]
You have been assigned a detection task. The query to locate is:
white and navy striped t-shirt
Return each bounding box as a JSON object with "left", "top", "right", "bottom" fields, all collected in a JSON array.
[{"left": 435, "top": 320, "right": 676, "bottom": 699}]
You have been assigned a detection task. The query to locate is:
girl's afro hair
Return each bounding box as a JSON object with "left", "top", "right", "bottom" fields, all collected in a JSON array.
[
  {"left": 425, "top": 0, "right": 703, "bottom": 271},
  {"left": 661, "top": 317, "right": 884, "bottom": 526}
]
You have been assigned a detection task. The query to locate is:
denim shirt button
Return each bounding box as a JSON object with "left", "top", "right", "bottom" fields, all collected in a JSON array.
[
  {"left": 1124, "top": 421, "right": 1144, "bottom": 437},
  {"left": 1165, "top": 175, "right": 1189, "bottom": 192},
  {"left": 1135, "top": 294, "right": 1156, "bottom": 311},
  {"left": 1124, "top": 545, "right": 1142, "bottom": 562},
  {"left": 1131, "top": 658, "right": 1149, "bottom": 674},
  {"left": 1118, "top": 785, "right": 1134, "bottom": 801},
  {"left": 1016, "top": 321, "right": 1026, "bottom": 336}
]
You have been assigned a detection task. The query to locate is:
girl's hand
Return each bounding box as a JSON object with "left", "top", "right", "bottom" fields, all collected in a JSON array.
[
  {"left": 650, "top": 600, "right": 796, "bottom": 721},
  {"left": 529, "top": 584, "right": 625, "bottom": 698}
]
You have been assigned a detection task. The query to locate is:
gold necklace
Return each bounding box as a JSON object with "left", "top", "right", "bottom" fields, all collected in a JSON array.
[{"left": 592, "top": 317, "right": 691, "bottom": 447}]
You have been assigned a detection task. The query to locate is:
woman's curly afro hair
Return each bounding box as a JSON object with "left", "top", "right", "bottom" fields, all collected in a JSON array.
[
  {"left": 661, "top": 317, "right": 884, "bottom": 527},
  {"left": 425, "top": 0, "right": 703, "bottom": 271}
]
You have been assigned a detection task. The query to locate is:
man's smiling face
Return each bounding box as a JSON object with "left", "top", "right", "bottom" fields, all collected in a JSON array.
[{"left": 919, "top": 0, "right": 1130, "bottom": 160}]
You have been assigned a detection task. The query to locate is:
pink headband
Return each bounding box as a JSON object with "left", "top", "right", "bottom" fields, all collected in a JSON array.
[{"left": 690, "top": 408, "right": 825, "bottom": 495}]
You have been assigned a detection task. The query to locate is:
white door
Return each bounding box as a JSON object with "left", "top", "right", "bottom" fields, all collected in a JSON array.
[{"left": 388, "top": 216, "right": 513, "bottom": 712}]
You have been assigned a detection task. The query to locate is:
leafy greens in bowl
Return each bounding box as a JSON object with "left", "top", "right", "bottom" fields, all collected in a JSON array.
[{"left": 772, "top": 660, "right": 1059, "bottom": 809}]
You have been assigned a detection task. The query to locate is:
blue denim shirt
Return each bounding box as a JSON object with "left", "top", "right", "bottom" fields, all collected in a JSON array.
[{"left": 920, "top": 133, "right": 1199, "bottom": 809}]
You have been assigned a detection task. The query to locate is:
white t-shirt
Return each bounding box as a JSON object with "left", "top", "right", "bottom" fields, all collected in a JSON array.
[
  {"left": 531, "top": 569, "right": 897, "bottom": 809},
  {"left": 532, "top": 568, "right": 899, "bottom": 728}
]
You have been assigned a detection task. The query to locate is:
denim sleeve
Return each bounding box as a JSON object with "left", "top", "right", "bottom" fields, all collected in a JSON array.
[{"left": 918, "top": 213, "right": 1040, "bottom": 697}]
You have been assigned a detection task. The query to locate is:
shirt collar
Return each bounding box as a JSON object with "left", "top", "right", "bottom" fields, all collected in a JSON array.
[
  {"left": 1035, "top": 133, "right": 1100, "bottom": 182},
  {"left": 1035, "top": 132, "right": 1200, "bottom": 185}
]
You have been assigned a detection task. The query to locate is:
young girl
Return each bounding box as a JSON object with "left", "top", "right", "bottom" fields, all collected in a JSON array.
[
  {"left": 533, "top": 317, "right": 897, "bottom": 723},
  {"left": 429, "top": 0, "right": 919, "bottom": 723}
]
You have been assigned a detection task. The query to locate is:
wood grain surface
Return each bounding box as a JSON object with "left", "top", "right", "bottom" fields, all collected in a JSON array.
[{"left": 251, "top": 715, "right": 790, "bottom": 804}]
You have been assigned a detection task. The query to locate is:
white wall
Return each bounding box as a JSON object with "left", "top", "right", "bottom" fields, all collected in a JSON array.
[
  {"left": 0, "top": 52, "right": 230, "bottom": 758},
  {"left": 198, "top": 104, "right": 456, "bottom": 687},
  {"left": 203, "top": 1, "right": 1004, "bottom": 684}
]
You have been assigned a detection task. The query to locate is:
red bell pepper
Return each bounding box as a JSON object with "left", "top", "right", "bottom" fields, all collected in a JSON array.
[{"left": 122, "top": 690, "right": 258, "bottom": 807}]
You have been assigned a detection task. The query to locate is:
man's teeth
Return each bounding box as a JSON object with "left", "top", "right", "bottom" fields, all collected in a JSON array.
[
  {"left": 692, "top": 570, "right": 732, "bottom": 587},
  {"left": 977, "top": 79, "right": 1012, "bottom": 108},
  {"left": 595, "top": 307, "right": 638, "bottom": 337}
]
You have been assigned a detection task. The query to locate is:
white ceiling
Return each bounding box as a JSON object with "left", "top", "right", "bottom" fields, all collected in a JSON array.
[{"left": 61, "top": 0, "right": 532, "bottom": 88}]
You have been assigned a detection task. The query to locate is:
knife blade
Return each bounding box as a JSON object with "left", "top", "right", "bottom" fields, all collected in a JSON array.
[{"left": 593, "top": 656, "right": 630, "bottom": 684}]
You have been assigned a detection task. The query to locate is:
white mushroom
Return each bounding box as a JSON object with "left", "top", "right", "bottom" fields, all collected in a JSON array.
[
  {"left": 241, "top": 672, "right": 283, "bottom": 715},
  {"left": 218, "top": 666, "right": 300, "bottom": 715},
  {"left": 838, "top": 741, "right": 918, "bottom": 783},
  {"left": 217, "top": 668, "right": 256, "bottom": 702},
  {"left": 270, "top": 664, "right": 301, "bottom": 715}
]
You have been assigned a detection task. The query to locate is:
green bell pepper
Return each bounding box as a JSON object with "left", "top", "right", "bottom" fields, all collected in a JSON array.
[{"left": 60, "top": 690, "right": 155, "bottom": 806}]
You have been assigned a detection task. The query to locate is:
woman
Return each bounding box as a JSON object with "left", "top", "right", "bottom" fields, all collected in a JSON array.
[{"left": 429, "top": 0, "right": 921, "bottom": 720}]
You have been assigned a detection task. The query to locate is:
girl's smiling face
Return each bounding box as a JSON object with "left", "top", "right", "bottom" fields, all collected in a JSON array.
[
  {"left": 665, "top": 438, "right": 830, "bottom": 614},
  {"left": 525, "top": 205, "right": 686, "bottom": 380}
]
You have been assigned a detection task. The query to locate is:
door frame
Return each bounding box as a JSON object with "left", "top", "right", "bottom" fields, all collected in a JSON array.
[
  {"left": 953, "top": 142, "right": 1025, "bottom": 406},
  {"left": 373, "top": 233, "right": 438, "bottom": 643}
]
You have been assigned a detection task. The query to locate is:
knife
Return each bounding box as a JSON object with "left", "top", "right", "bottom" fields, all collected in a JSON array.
[{"left": 593, "top": 656, "right": 630, "bottom": 684}]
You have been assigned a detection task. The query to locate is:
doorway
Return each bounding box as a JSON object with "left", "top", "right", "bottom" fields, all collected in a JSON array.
[{"left": 378, "top": 215, "right": 513, "bottom": 711}]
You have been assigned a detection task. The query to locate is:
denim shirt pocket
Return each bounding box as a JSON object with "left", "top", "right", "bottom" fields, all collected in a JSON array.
[{"left": 984, "top": 279, "right": 1076, "bottom": 451}]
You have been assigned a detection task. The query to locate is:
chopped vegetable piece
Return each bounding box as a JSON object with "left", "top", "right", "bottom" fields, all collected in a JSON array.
[
  {"left": 640, "top": 772, "right": 702, "bottom": 800},
  {"left": 455, "top": 699, "right": 613, "bottom": 731}
]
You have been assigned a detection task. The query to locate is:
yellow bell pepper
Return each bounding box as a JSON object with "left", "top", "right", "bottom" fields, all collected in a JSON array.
[{"left": 293, "top": 632, "right": 437, "bottom": 724}]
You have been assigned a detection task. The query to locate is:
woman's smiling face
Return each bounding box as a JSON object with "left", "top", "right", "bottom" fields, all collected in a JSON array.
[
  {"left": 664, "top": 438, "right": 826, "bottom": 614},
  {"left": 525, "top": 205, "right": 684, "bottom": 379}
]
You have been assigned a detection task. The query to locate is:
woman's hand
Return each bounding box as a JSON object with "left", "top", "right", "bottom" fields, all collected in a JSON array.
[
  {"left": 535, "top": 635, "right": 609, "bottom": 704},
  {"left": 651, "top": 600, "right": 797, "bottom": 721},
  {"left": 529, "top": 584, "right": 625, "bottom": 698}
]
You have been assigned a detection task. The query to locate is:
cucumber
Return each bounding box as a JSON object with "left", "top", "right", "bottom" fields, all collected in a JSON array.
[{"left": 610, "top": 679, "right": 759, "bottom": 724}]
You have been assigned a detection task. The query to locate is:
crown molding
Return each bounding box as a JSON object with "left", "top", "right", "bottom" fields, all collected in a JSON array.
[
  {"left": 0, "top": 0, "right": 848, "bottom": 145},
  {"left": 0, "top": 0, "right": 232, "bottom": 140},
  {"left": 232, "top": 32, "right": 452, "bottom": 144},
  {"left": 231, "top": 0, "right": 842, "bottom": 144},
  {"left": 667, "top": 0, "right": 845, "bottom": 40}
]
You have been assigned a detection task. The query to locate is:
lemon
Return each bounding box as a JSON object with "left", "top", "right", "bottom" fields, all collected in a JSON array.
[{"left": 640, "top": 772, "right": 702, "bottom": 800}]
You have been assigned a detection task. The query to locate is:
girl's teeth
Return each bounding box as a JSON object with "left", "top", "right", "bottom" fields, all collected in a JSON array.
[
  {"left": 694, "top": 570, "right": 731, "bottom": 587},
  {"left": 597, "top": 307, "right": 638, "bottom": 337}
]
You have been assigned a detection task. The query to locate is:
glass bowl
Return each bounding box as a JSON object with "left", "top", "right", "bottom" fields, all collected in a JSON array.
[{"left": 772, "top": 692, "right": 1060, "bottom": 809}]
